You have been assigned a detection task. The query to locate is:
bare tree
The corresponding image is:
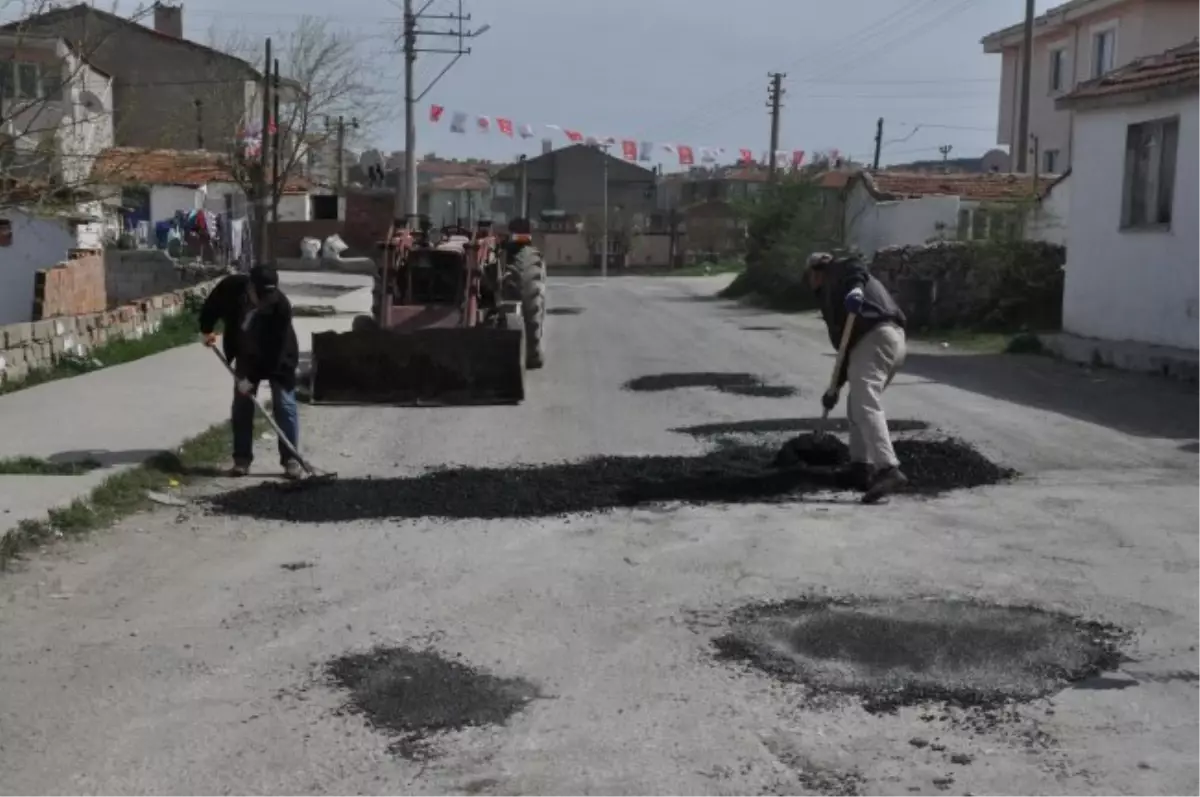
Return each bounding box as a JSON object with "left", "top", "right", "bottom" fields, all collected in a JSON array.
[{"left": 211, "top": 16, "right": 384, "bottom": 230}]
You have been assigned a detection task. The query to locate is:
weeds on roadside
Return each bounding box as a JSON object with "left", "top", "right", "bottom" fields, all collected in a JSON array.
[{"left": 0, "top": 456, "right": 103, "bottom": 476}]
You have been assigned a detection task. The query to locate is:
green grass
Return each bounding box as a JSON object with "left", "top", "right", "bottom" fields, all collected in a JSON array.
[
  {"left": 665, "top": 259, "right": 746, "bottom": 277},
  {"left": 0, "top": 413, "right": 269, "bottom": 570},
  {"left": 0, "top": 309, "right": 203, "bottom": 396},
  {"left": 0, "top": 456, "right": 103, "bottom": 476}
]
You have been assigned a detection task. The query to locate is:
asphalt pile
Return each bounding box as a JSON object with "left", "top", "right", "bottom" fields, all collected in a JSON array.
[
  {"left": 672, "top": 417, "right": 930, "bottom": 438},
  {"left": 206, "top": 438, "right": 1014, "bottom": 523},
  {"left": 624, "top": 372, "right": 797, "bottom": 398},
  {"left": 712, "top": 596, "right": 1127, "bottom": 713},
  {"left": 325, "top": 645, "right": 540, "bottom": 759}
]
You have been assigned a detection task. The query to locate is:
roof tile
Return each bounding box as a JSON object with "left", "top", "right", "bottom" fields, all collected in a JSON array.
[
  {"left": 1061, "top": 39, "right": 1198, "bottom": 104},
  {"left": 91, "top": 147, "right": 310, "bottom": 193},
  {"left": 867, "top": 171, "right": 1055, "bottom": 202}
]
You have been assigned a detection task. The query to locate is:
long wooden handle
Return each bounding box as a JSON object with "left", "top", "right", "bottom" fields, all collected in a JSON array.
[
  {"left": 827, "top": 312, "right": 857, "bottom": 393},
  {"left": 211, "top": 348, "right": 311, "bottom": 471}
]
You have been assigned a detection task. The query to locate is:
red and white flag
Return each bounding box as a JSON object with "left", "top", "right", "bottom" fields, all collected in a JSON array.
[
  {"left": 677, "top": 145, "right": 694, "bottom": 166},
  {"left": 497, "top": 118, "right": 514, "bottom": 137},
  {"left": 518, "top": 123, "right": 535, "bottom": 138},
  {"left": 621, "top": 140, "right": 637, "bottom": 160},
  {"left": 477, "top": 115, "right": 491, "bottom": 132},
  {"left": 449, "top": 111, "right": 468, "bottom": 133},
  {"left": 739, "top": 148, "right": 754, "bottom": 164},
  {"left": 564, "top": 129, "right": 583, "bottom": 142},
  {"left": 791, "top": 149, "right": 806, "bottom": 168},
  {"left": 429, "top": 104, "right": 445, "bottom": 123}
]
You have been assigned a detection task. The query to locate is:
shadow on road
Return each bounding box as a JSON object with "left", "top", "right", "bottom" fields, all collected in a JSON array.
[{"left": 902, "top": 352, "right": 1199, "bottom": 440}]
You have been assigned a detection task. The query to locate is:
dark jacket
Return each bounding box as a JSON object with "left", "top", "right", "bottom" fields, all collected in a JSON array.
[
  {"left": 199, "top": 274, "right": 299, "bottom": 389},
  {"left": 817, "top": 257, "right": 906, "bottom": 385}
]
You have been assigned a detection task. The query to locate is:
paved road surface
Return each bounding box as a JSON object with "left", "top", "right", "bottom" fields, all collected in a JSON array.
[{"left": 1, "top": 275, "right": 1196, "bottom": 795}]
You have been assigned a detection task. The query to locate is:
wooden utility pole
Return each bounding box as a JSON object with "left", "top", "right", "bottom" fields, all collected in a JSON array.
[
  {"left": 327, "top": 115, "right": 359, "bottom": 194},
  {"left": 256, "top": 37, "right": 272, "bottom": 265},
  {"left": 872, "top": 117, "right": 884, "bottom": 171},
  {"left": 271, "top": 57, "right": 281, "bottom": 229},
  {"left": 1016, "top": 0, "right": 1035, "bottom": 172},
  {"left": 767, "top": 72, "right": 785, "bottom": 182}
]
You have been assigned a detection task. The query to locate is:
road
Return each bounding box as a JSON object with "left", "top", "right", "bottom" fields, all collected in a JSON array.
[{"left": 1, "top": 275, "right": 1196, "bottom": 795}]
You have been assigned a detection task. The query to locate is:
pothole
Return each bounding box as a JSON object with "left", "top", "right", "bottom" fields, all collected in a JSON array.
[
  {"left": 206, "top": 438, "right": 1013, "bottom": 523},
  {"left": 712, "top": 596, "right": 1127, "bottom": 713},
  {"left": 672, "top": 417, "right": 931, "bottom": 438},
  {"left": 325, "top": 646, "right": 541, "bottom": 759},
  {"left": 624, "top": 372, "right": 797, "bottom": 398}
]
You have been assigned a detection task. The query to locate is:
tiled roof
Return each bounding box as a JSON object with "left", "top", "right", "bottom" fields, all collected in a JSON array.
[
  {"left": 1060, "top": 40, "right": 1198, "bottom": 106},
  {"left": 425, "top": 175, "right": 490, "bottom": 191},
  {"left": 420, "top": 159, "right": 493, "bottom": 177},
  {"left": 865, "top": 171, "right": 1056, "bottom": 202},
  {"left": 91, "top": 147, "right": 310, "bottom": 192}
]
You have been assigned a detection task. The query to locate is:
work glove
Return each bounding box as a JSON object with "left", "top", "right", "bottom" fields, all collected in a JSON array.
[
  {"left": 236, "top": 378, "right": 255, "bottom": 396},
  {"left": 202, "top": 332, "right": 218, "bottom": 348},
  {"left": 821, "top": 387, "right": 840, "bottom": 413},
  {"left": 844, "top": 287, "right": 865, "bottom": 315}
]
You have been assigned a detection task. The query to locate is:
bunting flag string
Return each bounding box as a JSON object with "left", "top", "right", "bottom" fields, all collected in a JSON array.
[{"left": 426, "top": 103, "right": 837, "bottom": 170}]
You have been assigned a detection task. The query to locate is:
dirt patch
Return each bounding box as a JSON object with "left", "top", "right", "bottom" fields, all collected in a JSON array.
[
  {"left": 624, "top": 372, "right": 796, "bottom": 398},
  {"left": 325, "top": 646, "right": 540, "bottom": 759},
  {"left": 206, "top": 438, "right": 1013, "bottom": 523},
  {"left": 672, "top": 417, "right": 930, "bottom": 438},
  {"left": 546, "top": 307, "right": 584, "bottom": 316},
  {"left": 712, "top": 596, "right": 1127, "bottom": 713}
]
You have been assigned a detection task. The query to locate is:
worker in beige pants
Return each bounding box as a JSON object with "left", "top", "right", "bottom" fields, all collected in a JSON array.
[{"left": 807, "top": 252, "right": 909, "bottom": 504}]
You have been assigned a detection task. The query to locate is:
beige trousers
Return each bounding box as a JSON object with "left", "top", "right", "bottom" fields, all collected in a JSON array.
[{"left": 846, "top": 322, "right": 907, "bottom": 469}]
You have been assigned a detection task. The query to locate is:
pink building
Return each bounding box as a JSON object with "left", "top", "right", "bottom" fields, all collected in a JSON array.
[{"left": 982, "top": 0, "right": 1198, "bottom": 172}]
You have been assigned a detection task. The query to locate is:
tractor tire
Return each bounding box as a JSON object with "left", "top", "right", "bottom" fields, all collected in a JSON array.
[{"left": 508, "top": 245, "right": 547, "bottom": 369}]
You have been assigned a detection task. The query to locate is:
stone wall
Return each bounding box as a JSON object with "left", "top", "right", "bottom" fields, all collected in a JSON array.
[
  {"left": 31, "top": 251, "right": 107, "bottom": 320},
  {"left": 104, "top": 250, "right": 228, "bottom": 308},
  {"left": 0, "top": 280, "right": 220, "bottom": 387},
  {"left": 271, "top": 220, "right": 345, "bottom": 260},
  {"left": 869, "top": 240, "right": 1066, "bottom": 330}
]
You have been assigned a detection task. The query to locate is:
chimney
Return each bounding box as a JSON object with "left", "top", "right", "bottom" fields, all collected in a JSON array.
[{"left": 153, "top": 2, "right": 183, "bottom": 39}]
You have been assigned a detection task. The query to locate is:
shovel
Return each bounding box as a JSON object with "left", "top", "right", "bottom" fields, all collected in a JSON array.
[
  {"left": 211, "top": 347, "right": 338, "bottom": 485},
  {"left": 773, "top": 313, "right": 857, "bottom": 470}
]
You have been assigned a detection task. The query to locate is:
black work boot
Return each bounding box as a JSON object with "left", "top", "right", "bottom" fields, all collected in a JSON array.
[
  {"left": 862, "top": 466, "right": 908, "bottom": 505},
  {"left": 836, "top": 462, "right": 874, "bottom": 491}
]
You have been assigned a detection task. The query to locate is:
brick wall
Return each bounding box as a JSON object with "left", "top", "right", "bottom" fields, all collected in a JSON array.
[
  {"left": 32, "top": 251, "right": 107, "bottom": 320},
  {"left": 104, "top": 250, "right": 228, "bottom": 308},
  {"left": 0, "top": 280, "right": 221, "bottom": 388},
  {"left": 344, "top": 191, "right": 396, "bottom": 255}
]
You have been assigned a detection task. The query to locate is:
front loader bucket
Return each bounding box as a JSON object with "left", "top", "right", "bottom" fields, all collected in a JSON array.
[{"left": 310, "top": 326, "right": 525, "bottom": 405}]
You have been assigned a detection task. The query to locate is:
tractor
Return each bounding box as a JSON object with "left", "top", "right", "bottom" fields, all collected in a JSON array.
[{"left": 308, "top": 216, "right": 547, "bottom": 405}]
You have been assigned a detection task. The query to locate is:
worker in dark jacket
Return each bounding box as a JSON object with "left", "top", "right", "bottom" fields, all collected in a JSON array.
[
  {"left": 199, "top": 265, "right": 302, "bottom": 479},
  {"left": 807, "top": 251, "right": 908, "bottom": 504}
]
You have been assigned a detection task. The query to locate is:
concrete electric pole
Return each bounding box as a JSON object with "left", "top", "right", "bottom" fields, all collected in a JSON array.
[
  {"left": 767, "top": 72, "right": 785, "bottom": 183},
  {"left": 401, "top": 0, "right": 489, "bottom": 226},
  {"left": 601, "top": 145, "right": 610, "bottom": 279},
  {"left": 872, "top": 117, "right": 884, "bottom": 171},
  {"left": 256, "top": 36, "right": 271, "bottom": 265},
  {"left": 1016, "top": 0, "right": 1035, "bottom": 173}
]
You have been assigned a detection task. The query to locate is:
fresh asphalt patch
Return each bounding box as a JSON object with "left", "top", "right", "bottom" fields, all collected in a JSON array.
[
  {"left": 711, "top": 596, "right": 1128, "bottom": 714},
  {"left": 672, "top": 417, "right": 931, "bottom": 438},
  {"left": 325, "top": 646, "right": 541, "bottom": 760},
  {"left": 205, "top": 438, "right": 1014, "bottom": 523},
  {"left": 624, "top": 372, "right": 797, "bottom": 398},
  {"left": 740, "top": 325, "right": 783, "bottom": 331},
  {"left": 546, "top": 307, "right": 585, "bottom": 316}
]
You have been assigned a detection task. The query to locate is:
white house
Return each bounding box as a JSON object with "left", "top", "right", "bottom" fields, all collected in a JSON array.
[
  {"left": 88, "top": 146, "right": 336, "bottom": 225},
  {"left": 0, "top": 192, "right": 106, "bottom": 323},
  {"left": 1054, "top": 39, "right": 1198, "bottom": 359},
  {"left": 0, "top": 33, "right": 114, "bottom": 187},
  {"left": 842, "top": 170, "right": 1066, "bottom": 258},
  {"left": 983, "top": 0, "right": 1199, "bottom": 173}
]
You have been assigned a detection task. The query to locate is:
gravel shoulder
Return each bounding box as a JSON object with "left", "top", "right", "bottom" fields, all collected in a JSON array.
[{"left": 0, "top": 275, "right": 1195, "bottom": 795}]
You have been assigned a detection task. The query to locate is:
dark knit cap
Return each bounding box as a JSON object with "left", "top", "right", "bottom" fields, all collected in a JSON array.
[{"left": 249, "top": 265, "right": 279, "bottom": 291}]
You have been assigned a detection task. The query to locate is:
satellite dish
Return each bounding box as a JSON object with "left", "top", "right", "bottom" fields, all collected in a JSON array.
[{"left": 79, "top": 90, "right": 104, "bottom": 113}]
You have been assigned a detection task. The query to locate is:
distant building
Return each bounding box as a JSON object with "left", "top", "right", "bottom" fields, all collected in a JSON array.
[
  {"left": 982, "top": 0, "right": 1199, "bottom": 172},
  {"left": 885, "top": 149, "right": 1011, "bottom": 174}
]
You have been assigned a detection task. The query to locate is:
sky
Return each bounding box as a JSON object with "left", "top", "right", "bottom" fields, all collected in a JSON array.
[{"left": 17, "top": 0, "right": 1063, "bottom": 169}]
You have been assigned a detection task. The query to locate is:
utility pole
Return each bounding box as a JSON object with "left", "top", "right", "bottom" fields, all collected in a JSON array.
[
  {"left": 939, "top": 144, "right": 954, "bottom": 169},
  {"left": 518, "top": 154, "right": 528, "bottom": 219},
  {"left": 271, "top": 57, "right": 281, "bottom": 229},
  {"left": 1016, "top": 0, "right": 1035, "bottom": 172},
  {"left": 766, "top": 72, "right": 785, "bottom": 183},
  {"left": 327, "top": 115, "right": 359, "bottom": 194},
  {"left": 1030, "top": 134, "right": 1041, "bottom": 194},
  {"left": 400, "top": 0, "right": 489, "bottom": 226},
  {"left": 871, "top": 117, "right": 883, "bottom": 171},
  {"left": 257, "top": 36, "right": 272, "bottom": 266},
  {"left": 601, "top": 145, "right": 609, "bottom": 279}
]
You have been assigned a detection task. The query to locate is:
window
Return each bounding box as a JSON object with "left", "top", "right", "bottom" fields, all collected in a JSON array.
[
  {"left": 311, "top": 194, "right": 339, "bottom": 220},
  {"left": 16, "top": 62, "right": 39, "bottom": 99},
  {"left": 1043, "top": 149, "right": 1059, "bottom": 174},
  {"left": 1092, "top": 28, "right": 1116, "bottom": 77},
  {"left": 1049, "top": 47, "right": 1068, "bottom": 93},
  {"left": 40, "top": 67, "right": 63, "bottom": 102},
  {"left": 0, "top": 61, "right": 65, "bottom": 101},
  {"left": 493, "top": 181, "right": 514, "bottom": 198},
  {"left": 1122, "top": 117, "right": 1178, "bottom": 229}
]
